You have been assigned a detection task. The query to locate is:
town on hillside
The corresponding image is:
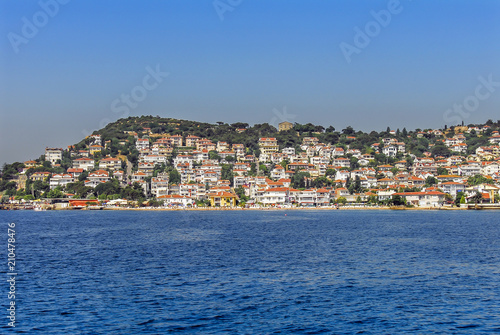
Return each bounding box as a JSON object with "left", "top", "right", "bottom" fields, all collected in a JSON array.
[{"left": 2, "top": 116, "right": 500, "bottom": 209}]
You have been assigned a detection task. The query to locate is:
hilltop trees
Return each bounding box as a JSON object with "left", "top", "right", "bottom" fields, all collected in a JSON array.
[
  {"left": 431, "top": 143, "right": 451, "bottom": 157},
  {"left": 291, "top": 171, "right": 310, "bottom": 189}
]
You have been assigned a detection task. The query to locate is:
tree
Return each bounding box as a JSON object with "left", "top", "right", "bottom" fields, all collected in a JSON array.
[
  {"left": 231, "top": 122, "right": 248, "bottom": 129},
  {"left": 425, "top": 176, "right": 438, "bottom": 187},
  {"left": 391, "top": 194, "right": 405, "bottom": 206},
  {"left": 367, "top": 195, "right": 378, "bottom": 204},
  {"left": 259, "top": 164, "right": 269, "bottom": 177},
  {"left": 349, "top": 156, "right": 359, "bottom": 169},
  {"left": 325, "top": 126, "right": 335, "bottom": 133},
  {"left": 168, "top": 169, "right": 181, "bottom": 185},
  {"left": 437, "top": 167, "right": 448, "bottom": 176},
  {"left": 325, "top": 168, "right": 336, "bottom": 177},
  {"left": 221, "top": 164, "right": 234, "bottom": 185},
  {"left": 454, "top": 191, "right": 465, "bottom": 206},
  {"left": 46, "top": 188, "right": 64, "bottom": 198},
  {"left": 235, "top": 186, "right": 248, "bottom": 203},
  {"left": 468, "top": 174, "right": 493, "bottom": 186},
  {"left": 431, "top": 144, "right": 451, "bottom": 157},
  {"left": 121, "top": 182, "right": 145, "bottom": 200},
  {"left": 94, "top": 179, "right": 121, "bottom": 197},
  {"left": 347, "top": 175, "right": 362, "bottom": 195},
  {"left": 249, "top": 163, "right": 257, "bottom": 176},
  {"left": 65, "top": 181, "right": 93, "bottom": 198},
  {"left": 291, "top": 171, "right": 310, "bottom": 189},
  {"left": 78, "top": 170, "right": 89, "bottom": 182},
  {"left": 342, "top": 126, "right": 355, "bottom": 135},
  {"left": 470, "top": 191, "right": 483, "bottom": 204},
  {"left": 337, "top": 197, "right": 347, "bottom": 205},
  {"left": 311, "top": 176, "right": 331, "bottom": 188},
  {"left": 209, "top": 150, "right": 220, "bottom": 161}
]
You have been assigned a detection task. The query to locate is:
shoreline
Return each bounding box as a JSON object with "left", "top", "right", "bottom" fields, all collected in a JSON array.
[
  {"left": 87, "top": 206, "right": 469, "bottom": 211},
  {"left": 6, "top": 205, "right": 497, "bottom": 211}
]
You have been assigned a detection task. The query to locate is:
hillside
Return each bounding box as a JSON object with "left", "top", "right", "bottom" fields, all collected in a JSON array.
[{"left": 1, "top": 115, "right": 500, "bottom": 207}]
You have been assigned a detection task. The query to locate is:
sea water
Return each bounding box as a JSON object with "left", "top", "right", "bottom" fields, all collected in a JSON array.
[{"left": 1, "top": 210, "right": 499, "bottom": 334}]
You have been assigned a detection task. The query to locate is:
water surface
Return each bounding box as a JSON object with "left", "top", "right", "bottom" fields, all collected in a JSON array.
[{"left": 1, "top": 210, "right": 499, "bottom": 333}]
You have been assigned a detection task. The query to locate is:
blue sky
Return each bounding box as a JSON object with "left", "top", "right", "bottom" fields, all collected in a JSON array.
[{"left": 1, "top": 0, "right": 499, "bottom": 165}]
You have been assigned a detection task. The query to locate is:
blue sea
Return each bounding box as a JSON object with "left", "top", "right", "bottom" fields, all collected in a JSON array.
[{"left": 1, "top": 210, "right": 500, "bottom": 334}]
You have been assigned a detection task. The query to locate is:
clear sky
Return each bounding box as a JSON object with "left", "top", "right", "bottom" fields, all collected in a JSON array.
[{"left": 1, "top": 0, "right": 499, "bottom": 165}]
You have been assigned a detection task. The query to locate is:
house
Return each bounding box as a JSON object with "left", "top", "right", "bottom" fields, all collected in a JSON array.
[
  {"left": 440, "top": 182, "right": 465, "bottom": 197},
  {"left": 85, "top": 170, "right": 110, "bottom": 188},
  {"left": 136, "top": 138, "right": 150, "bottom": 150},
  {"left": 24, "top": 160, "right": 39, "bottom": 168},
  {"left": 138, "top": 162, "right": 155, "bottom": 176},
  {"left": 334, "top": 187, "right": 350, "bottom": 199},
  {"left": 481, "top": 162, "right": 500, "bottom": 176},
  {"left": 316, "top": 188, "right": 330, "bottom": 206},
  {"left": 89, "top": 145, "right": 103, "bottom": 155},
  {"left": 196, "top": 139, "right": 216, "bottom": 151},
  {"left": 185, "top": 135, "right": 200, "bottom": 147},
  {"left": 332, "top": 157, "right": 351, "bottom": 168},
  {"left": 90, "top": 134, "right": 102, "bottom": 146},
  {"left": 68, "top": 199, "right": 99, "bottom": 209},
  {"left": 30, "top": 172, "right": 51, "bottom": 181},
  {"left": 232, "top": 144, "right": 246, "bottom": 159},
  {"left": 258, "top": 187, "right": 290, "bottom": 206},
  {"left": 458, "top": 163, "right": 481, "bottom": 177},
  {"left": 142, "top": 154, "right": 167, "bottom": 165},
  {"left": 158, "top": 194, "right": 193, "bottom": 207},
  {"left": 113, "top": 170, "right": 125, "bottom": 183},
  {"left": 73, "top": 157, "right": 95, "bottom": 171},
  {"left": 297, "top": 189, "right": 317, "bottom": 206},
  {"left": 383, "top": 145, "right": 398, "bottom": 157},
  {"left": 151, "top": 174, "right": 169, "bottom": 197},
  {"left": 407, "top": 176, "right": 425, "bottom": 187},
  {"left": 131, "top": 171, "right": 148, "bottom": 182},
  {"left": 451, "top": 143, "right": 467, "bottom": 153},
  {"left": 377, "top": 177, "right": 395, "bottom": 187},
  {"left": 45, "top": 148, "right": 63, "bottom": 165},
  {"left": 393, "top": 191, "right": 446, "bottom": 207},
  {"left": 302, "top": 137, "right": 319, "bottom": 146},
  {"left": 49, "top": 174, "right": 74, "bottom": 190},
  {"left": 488, "top": 135, "right": 500, "bottom": 144},
  {"left": 67, "top": 168, "right": 84, "bottom": 178},
  {"left": 170, "top": 135, "right": 183, "bottom": 147},
  {"left": 78, "top": 150, "right": 90, "bottom": 157},
  {"left": 99, "top": 157, "right": 122, "bottom": 171},
  {"left": 216, "top": 141, "right": 229, "bottom": 152},
  {"left": 271, "top": 165, "right": 286, "bottom": 180},
  {"left": 332, "top": 147, "right": 345, "bottom": 157},
  {"left": 258, "top": 138, "right": 279, "bottom": 156},
  {"left": 278, "top": 121, "right": 294, "bottom": 132},
  {"left": 208, "top": 191, "right": 238, "bottom": 207},
  {"left": 377, "top": 189, "right": 396, "bottom": 201},
  {"left": 134, "top": 179, "right": 150, "bottom": 197},
  {"left": 335, "top": 170, "right": 350, "bottom": 181}
]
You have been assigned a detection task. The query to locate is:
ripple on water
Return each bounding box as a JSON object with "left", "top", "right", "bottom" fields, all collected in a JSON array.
[{"left": 3, "top": 210, "right": 500, "bottom": 333}]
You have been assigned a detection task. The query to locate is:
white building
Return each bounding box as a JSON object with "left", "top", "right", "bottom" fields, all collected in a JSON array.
[
  {"left": 45, "top": 148, "right": 63, "bottom": 165},
  {"left": 49, "top": 174, "right": 74, "bottom": 190},
  {"left": 73, "top": 157, "right": 95, "bottom": 171}
]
